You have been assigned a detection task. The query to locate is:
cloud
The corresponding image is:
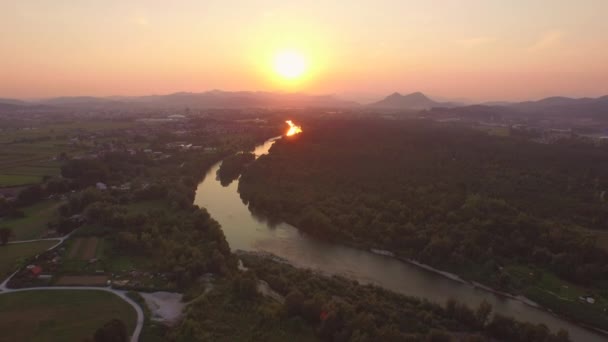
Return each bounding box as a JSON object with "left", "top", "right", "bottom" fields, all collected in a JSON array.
[
  {"left": 454, "top": 37, "right": 496, "bottom": 48},
  {"left": 529, "top": 30, "right": 563, "bottom": 51}
]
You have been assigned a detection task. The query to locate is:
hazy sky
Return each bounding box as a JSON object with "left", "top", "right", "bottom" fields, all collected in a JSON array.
[{"left": 2, "top": 0, "right": 608, "bottom": 101}]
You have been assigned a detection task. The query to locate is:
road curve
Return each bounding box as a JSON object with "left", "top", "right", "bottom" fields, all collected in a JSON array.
[
  {"left": 0, "top": 286, "right": 144, "bottom": 342},
  {"left": 1, "top": 229, "right": 144, "bottom": 342}
]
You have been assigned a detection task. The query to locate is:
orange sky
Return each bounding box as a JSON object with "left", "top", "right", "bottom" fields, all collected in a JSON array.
[{"left": 1, "top": 1, "right": 608, "bottom": 101}]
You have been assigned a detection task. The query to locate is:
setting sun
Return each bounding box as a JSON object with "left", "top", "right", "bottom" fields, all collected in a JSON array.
[{"left": 274, "top": 50, "right": 307, "bottom": 80}]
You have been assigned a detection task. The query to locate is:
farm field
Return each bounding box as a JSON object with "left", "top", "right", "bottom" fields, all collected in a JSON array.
[
  {"left": 67, "top": 237, "right": 102, "bottom": 260},
  {"left": 0, "top": 120, "right": 136, "bottom": 187},
  {"left": 0, "top": 290, "right": 136, "bottom": 342},
  {"left": 0, "top": 240, "right": 57, "bottom": 279},
  {"left": 595, "top": 230, "right": 608, "bottom": 253},
  {"left": 0, "top": 140, "right": 73, "bottom": 187},
  {"left": 1, "top": 200, "right": 63, "bottom": 240},
  {"left": 60, "top": 237, "right": 104, "bottom": 275},
  {"left": 0, "top": 174, "right": 43, "bottom": 188}
]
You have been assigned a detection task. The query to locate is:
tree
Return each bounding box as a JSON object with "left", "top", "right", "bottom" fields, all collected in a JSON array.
[
  {"left": 93, "top": 319, "right": 128, "bottom": 342},
  {"left": 232, "top": 272, "right": 258, "bottom": 299},
  {"left": 15, "top": 185, "right": 44, "bottom": 207},
  {"left": 284, "top": 289, "right": 305, "bottom": 317},
  {"left": 475, "top": 300, "right": 492, "bottom": 328},
  {"left": 0, "top": 227, "right": 13, "bottom": 245}
]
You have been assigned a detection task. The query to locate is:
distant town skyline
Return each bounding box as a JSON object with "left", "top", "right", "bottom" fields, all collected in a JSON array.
[{"left": 2, "top": 1, "right": 608, "bottom": 101}]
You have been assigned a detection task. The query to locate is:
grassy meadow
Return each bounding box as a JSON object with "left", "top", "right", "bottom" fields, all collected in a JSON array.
[{"left": 0, "top": 290, "right": 136, "bottom": 342}]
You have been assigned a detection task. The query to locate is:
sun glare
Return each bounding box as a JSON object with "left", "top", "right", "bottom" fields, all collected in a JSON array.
[
  {"left": 285, "top": 120, "right": 303, "bottom": 136},
  {"left": 274, "top": 50, "right": 307, "bottom": 80}
]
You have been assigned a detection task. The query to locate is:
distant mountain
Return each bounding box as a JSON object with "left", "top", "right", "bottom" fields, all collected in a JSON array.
[
  {"left": 0, "top": 98, "right": 28, "bottom": 106},
  {"left": 0, "top": 100, "right": 54, "bottom": 113},
  {"left": 426, "top": 95, "right": 608, "bottom": 122},
  {"left": 0, "top": 102, "right": 22, "bottom": 111},
  {"left": 511, "top": 96, "right": 608, "bottom": 117},
  {"left": 36, "top": 91, "right": 359, "bottom": 109},
  {"left": 369, "top": 92, "right": 458, "bottom": 110},
  {"left": 42, "top": 96, "right": 118, "bottom": 105}
]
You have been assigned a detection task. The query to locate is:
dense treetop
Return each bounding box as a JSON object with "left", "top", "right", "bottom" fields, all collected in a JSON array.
[{"left": 239, "top": 119, "right": 608, "bottom": 288}]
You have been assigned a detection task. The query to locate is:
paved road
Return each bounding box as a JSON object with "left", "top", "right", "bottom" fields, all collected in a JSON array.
[
  {"left": 0, "top": 230, "right": 144, "bottom": 342},
  {"left": 7, "top": 229, "right": 76, "bottom": 250}
]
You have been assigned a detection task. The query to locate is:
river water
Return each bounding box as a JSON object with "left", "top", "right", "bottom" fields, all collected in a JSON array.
[{"left": 194, "top": 137, "right": 606, "bottom": 342}]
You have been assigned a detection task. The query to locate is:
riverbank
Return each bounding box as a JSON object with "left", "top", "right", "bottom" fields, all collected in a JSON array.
[
  {"left": 238, "top": 205, "right": 608, "bottom": 338},
  {"left": 369, "top": 248, "right": 608, "bottom": 339}
]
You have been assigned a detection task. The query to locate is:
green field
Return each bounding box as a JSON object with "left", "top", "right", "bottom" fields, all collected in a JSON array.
[
  {"left": 1, "top": 200, "right": 63, "bottom": 240},
  {"left": 505, "top": 264, "right": 608, "bottom": 329},
  {"left": 594, "top": 230, "right": 608, "bottom": 252},
  {"left": 0, "top": 240, "right": 57, "bottom": 279},
  {"left": 0, "top": 290, "right": 137, "bottom": 342},
  {"left": 0, "top": 174, "right": 42, "bottom": 187},
  {"left": 0, "top": 120, "right": 136, "bottom": 187}
]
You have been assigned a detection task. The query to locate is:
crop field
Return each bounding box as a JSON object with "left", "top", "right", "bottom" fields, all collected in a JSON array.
[
  {"left": 0, "top": 120, "right": 136, "bottom": 187},
  {"left": 1, "top": 200, "right": 63, "bottom": 240},
  {"left": 595, "top": 230, "right": 608, "bottom": 252},
  {"left": 0, "top": 142, "right": 74, "bottom": 187},
  {"left": 0, "top": 290, "right": 136, "bottom": 342},
  {"left": 67, "top": 237, "right": 101, "bottom": 260}
]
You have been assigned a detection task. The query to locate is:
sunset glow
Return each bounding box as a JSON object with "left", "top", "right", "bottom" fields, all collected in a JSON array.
[
  {"left": 274, "top": 50, "right": 307, "bottom": 80},
  {"left": 1, "top": 1, "right": 608, "bottom": 100},
  {"left": 285, "top": 120, "right": 303, "bottom": 136}
]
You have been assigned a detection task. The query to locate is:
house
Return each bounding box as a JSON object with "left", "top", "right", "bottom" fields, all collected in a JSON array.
[
  {"left": 30, "top": 265, "right": 43, "bottom": 278},
  {"left": 118, "top": 183, "right": 131, "bottom": 191},
  {"left": 579, "top": 295, "right": 596, "bottom": 304}
]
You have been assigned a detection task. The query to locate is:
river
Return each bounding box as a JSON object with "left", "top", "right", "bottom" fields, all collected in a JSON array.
[{"left": 194, "top": 137, "right": 606, "bottom": 342}]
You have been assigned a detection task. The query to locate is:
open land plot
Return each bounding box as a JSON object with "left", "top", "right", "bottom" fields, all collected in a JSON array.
[
  {"left": 55, "top": 275, "right": 108, "bottom": 286},
  {"left": 0, "top": 121, "right": 136, "bottom": 143},
  {"left": 0, "top": 200, "right": 63, "bottom": 240},
  {"left": 595, "top": 230, "right": 608, "bottom": 253},
  {"left": 0, "top": 174, "right": 42, "bottom": 187},
  {"left": 67, "top": 237, "right": 101, "bottom": 260},
  {"left": 0, "top": 240, "right": 57, "bottom": 279},
  {"left": 0, "top": 290, "right": 136, "bottom": 342}
]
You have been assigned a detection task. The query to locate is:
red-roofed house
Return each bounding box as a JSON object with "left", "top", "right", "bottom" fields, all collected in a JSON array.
[{"left": 30, "top": 265, "right": 43, "bottom": 277}]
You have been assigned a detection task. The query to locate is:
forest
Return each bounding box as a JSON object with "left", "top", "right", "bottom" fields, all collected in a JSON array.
[
  {"left": 216, "top": 152, "right": 256, "bottom": 186},
  {"left": 238, "top": 119, "right": 608, "bottom": 328}
]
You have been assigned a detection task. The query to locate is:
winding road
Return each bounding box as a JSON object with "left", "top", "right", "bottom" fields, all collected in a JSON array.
[{"left": 0, "top": 234, "right": 145, "bottom": 342}]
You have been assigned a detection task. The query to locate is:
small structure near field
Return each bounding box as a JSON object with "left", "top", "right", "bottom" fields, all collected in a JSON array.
[
  {"left": 28, "top": 265, "right": 43, "bottom": 278},
  {"left": 579, "top": 295, "right": 596, "bottom": 304}
]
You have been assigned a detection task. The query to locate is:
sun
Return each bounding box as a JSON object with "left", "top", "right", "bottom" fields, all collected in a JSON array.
[{"left": 273, "top": 50, "right": 307, "bottom": 80}]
